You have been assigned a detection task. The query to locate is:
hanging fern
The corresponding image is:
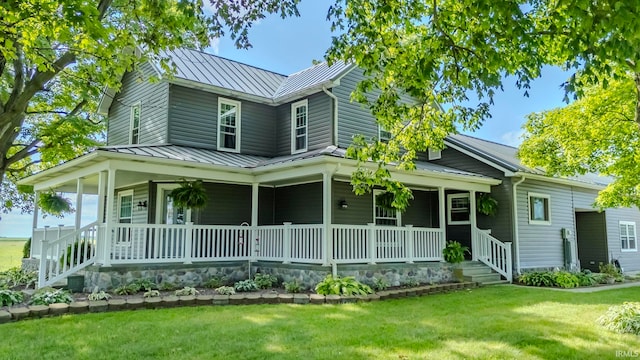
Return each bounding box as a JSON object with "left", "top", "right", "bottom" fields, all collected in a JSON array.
[
  {"left": 476, "top": 193, "right": 498, "bottom": 216},
  {"left": 168, "top": 180, "right": 208, "bottom": 209},
  {"left": 38, "top": 192, "right": 73, "bottom": 217}
]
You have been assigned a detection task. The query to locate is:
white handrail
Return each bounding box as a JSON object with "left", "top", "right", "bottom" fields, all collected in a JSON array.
[{"left": 472, "top": 227, "right": 513, "bottom": 282}]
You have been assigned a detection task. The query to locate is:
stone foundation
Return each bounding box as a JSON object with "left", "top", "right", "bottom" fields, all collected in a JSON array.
[
  {"left": 21, "top": 258, "right": 40, "bottom": 272},
  {"left": 83, "top": 261, "right": 454, "bottom": 291}
]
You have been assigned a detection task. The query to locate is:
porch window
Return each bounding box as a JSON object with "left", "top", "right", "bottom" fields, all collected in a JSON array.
[
  {"left": 447, "top": 193, "right": 470, "bottom": 225},
  {"left": 378, "top": 125, "right": 392, "bottom": 143},
  {"left": 374, "top": 190, "right": 401, "bottom": 226},
  {"left": 528, "top": 193, "right": 551, "bottom": 225},
  {"left": 117, "top": 190, "right": 134, "bottom": 224},
  {"left": 218, "top": 97, "right": 241, "bottom": 152},
  {"left": 291, "top": 99, "right": 308, "bottom": 153},
  {"left": 620, "top": 221, "right": 637, "bottom": 252},
  {"left": 129, "top": 102, "right": 141, "bottom": 144}
]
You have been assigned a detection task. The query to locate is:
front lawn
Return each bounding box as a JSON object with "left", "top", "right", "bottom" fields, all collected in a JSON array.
[
  {"left": 0, "top": 240, "right": 27, "bottom": 271},
  {"left": 1, "top": 285, "right": 638, "bottom": 359}
]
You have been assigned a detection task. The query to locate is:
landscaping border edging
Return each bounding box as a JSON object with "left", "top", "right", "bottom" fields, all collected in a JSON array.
[{"left": 0, "top": 282, "right": 479, "bottom": 324}]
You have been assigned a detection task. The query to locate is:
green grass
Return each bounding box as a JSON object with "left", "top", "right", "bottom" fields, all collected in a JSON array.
[
  {"left": 1, "top": 286, "right": 639, "bottom": 359},
  {"left": 0, "top": 239, "right": 27, "bottom": 271}
]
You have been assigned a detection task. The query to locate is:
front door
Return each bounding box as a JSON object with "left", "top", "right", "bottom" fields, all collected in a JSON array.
[{"left": 154, "top": 184, "right": 185, "bottom": 258}]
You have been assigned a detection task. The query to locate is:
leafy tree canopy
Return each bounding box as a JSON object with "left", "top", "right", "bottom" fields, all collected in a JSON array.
[{"left": 0, "top": 0, "right": 300, "bottom": 213}]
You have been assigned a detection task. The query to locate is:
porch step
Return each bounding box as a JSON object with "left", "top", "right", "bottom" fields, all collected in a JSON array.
[
  {"left": 459, "top": 261, "right": 508, "bottom": 285},
  {"left": 463, "top": 273, "right": 502, "bottom": 283},
  {"left": 480, "top": 280, "right": 511, "bottom": 286}
]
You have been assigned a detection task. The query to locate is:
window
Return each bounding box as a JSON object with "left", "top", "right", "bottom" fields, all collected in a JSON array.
[
  {"left": 291, "top": 99, "right": 308, "bottom": 153},
  {"left": 428, "top": 148, "right": 441, "bottom": 160},
  {"left": 217, "top": 98, "right": 241, "bottom": 152},
  {"left": 447, "top": 193, "right": 470, "bottom": 225},
  {"left": 129, "top": 102, "right": 141, "bottom": 144},
  {"left": 378, "top": 125, "right": 392, "bottom": 143},
  {"left": 117, "top": 190, "right": 134, "bottom": 224},
  {"left": 374, "top": 190, "right": 401, "bottom": 226},
  {"left": 528, "top": 193, "right": 551, "bottom": 224},
  {"left": 620, "top": 221, "right": 637, "bottom": 252}
]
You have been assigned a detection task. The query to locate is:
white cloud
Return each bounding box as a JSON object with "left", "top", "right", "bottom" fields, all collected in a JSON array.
[
  {"left": 501, "top": 129, "right": 525, "bottom": 147},
  {"left": 209, "top": 37, "right": 220, "bottom": 55}
]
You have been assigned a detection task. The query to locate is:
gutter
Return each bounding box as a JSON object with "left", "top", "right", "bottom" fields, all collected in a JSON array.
[
  {"left": 322, "top": 86, "right": 339, "bottom": 146},
  {"left": 512, "top": 176, "right": 526, "bottom": 274}
]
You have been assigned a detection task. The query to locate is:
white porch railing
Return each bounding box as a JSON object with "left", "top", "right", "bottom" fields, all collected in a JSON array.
[
  {"left": 472, "top": 227, "right": 513, "bottom": 282},
  {"left": 256, "top": 223, "right": 324, "bottom": 264},
  {"left": 31, "top": 226, "right": 75, "bottom": 258},
  {"left": 38, "top": 222, "right": 98, "bottom": 287},
  {"left": 331, "top": 224, "right": 445, "bottom": 264}
]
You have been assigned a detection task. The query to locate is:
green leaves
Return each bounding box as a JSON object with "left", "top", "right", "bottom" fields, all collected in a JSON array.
[{"left": 168, "top": 180, "right": 208, "bottom": 209}]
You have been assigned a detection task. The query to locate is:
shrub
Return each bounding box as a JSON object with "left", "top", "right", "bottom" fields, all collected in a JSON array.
[
  {"left": 283, "top": 280, "right": 303, "bottom": 294},
  {"left": 234, "top": 279, "right": 258, "bottom": 292},
  {"left": 254, "top": 273, "right": 278, "bottom": 289},
  {"left": 22, "top": 238, "right": 31, "bottom": 258},
  {"left": 442, "top": 241, "right": 468, "bottom": 264},
  {"left": 88, "top": 291, "right": 112, "bottom": 301},
  {"left": 130, "top": 278, "right": 156, "bottom": 292},
  {"left": 372, "top": 277, "right": 389, "bottom": 291},
  {"left": 175, "top": 287, "right": 199, "bottom": 296},
  {"left": 518, "top": 271, "right": 555, "bottom": 287},
  {"left": 30, "top": 288, "right": 73, "bottom": 305},
  {"left": 314, "top": 275, "right": 373, "bottom": 296},
  {"left": 59, "top": 241, "right": 92, "bottom": 267},
  {"left": 553, "top": 271, "right": 580, "bottom": 288},
  {"left": 0, "top": 289, "right": 24, "bottom": 306},
  {"left": 203, "top": 276, "right": 227, "bottom": 289},
  {"left": 215, "top": 286, "right": 235, "bottom": 295},
  {"left": 575, "top": 271, "right": 597, "bottom": 287},
  {"left": 597, "top": 302, "right": 640, "bottom": 335}
]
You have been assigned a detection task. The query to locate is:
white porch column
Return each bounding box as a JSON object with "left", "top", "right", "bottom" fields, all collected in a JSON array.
[
  {"left": 438, "top": 186, "right": 446, "bottom": 260},
  {"left": 251, "top": 183, "right": 259, "bottom": 261},
  {"left": 322, "top": 171, "right": 332, "bottom": 266},
  {"left": 31, "top": 191, "right": 39, "bottom": 258},
  {"left": 97, "top": 171, "right": 107, "bottom": 224},
  {"left": 469, "top": 190, "right": 477, "bottom": 261},
  {"left": 75, "top": 178, "right": 84, "bottom": 231},
  {"left": 102, "top": 169, "right": 116, "bottom": 267}
]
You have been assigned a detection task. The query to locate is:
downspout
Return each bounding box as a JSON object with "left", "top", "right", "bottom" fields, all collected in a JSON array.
[
  {"left": 322, "top": 86, "right": 339, "bottom": 146},
  {"left": 512, "top": 176, "right": 526, "bottom": 274}
]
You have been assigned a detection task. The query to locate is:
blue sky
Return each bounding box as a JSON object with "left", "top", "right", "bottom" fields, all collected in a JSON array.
[{"left": 0, "top": 1, "right": 569, "bottom": 238}]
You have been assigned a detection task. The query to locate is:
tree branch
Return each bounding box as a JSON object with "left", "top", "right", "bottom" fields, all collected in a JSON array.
[{"left": 5, "top": 139, "right": 39, "bottom": 167}]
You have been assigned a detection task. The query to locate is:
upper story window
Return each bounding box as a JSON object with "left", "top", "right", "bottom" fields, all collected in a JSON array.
[
  {"left": 218, "top": 97, "right": 241, "bottom": 152},
  {"left": 291, "top": 99, "right": 308, "bottom": 153},
  {"left": 620, "top": 221, "right": 637, "bottom": 252},
  {"left": 528, "top": 192, "right": 551, "bottom": 225},
  {"left": 129, "top": 102, "right": 141, "bottom": 144},
  {"left": 374, "top": 190, "right": 401, "bottom": 226},
  {"left": 428, "top": 148, "right": 442, "bottom": 160},
  {"left": 448, "top": 193, "right": 470, "bottom": 225},
  {"left": 378, "top": 125, "right": 392, "bottom": 143}
]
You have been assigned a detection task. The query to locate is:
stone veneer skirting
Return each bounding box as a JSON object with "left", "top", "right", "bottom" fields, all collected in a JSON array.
[{"left": 82, "top": 261, "right": 454, "bottom": 292}]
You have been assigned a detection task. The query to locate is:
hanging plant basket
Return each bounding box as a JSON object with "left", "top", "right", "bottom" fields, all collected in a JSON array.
[
  {"left": 168, "top": 180, "right": 208, "bottom": 209},
  {"left": 476, "top": 193, "right": 498, "bottom": 217},
  {"left": 375, "top": 191, "right": 396, "bottom": 211},
  {"left": 38, "top": 192, "right": 73, "bottom": 217}
]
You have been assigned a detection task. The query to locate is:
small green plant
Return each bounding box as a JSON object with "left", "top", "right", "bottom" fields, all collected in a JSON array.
[
  {"left": 517, "top": 271, "right": 555, "bottom": 287},
  {"left": 22, "top": 238, "right": 31, "bottom": 258},
  {"left": 575, "top": 271, "right": 597, "bottom": 286},
  {"left": 254, "top": 273, "right": 278, "bottom": 289},
  {"left": 403, "top": 277, "right": 420, "bottom": 288},
  {"left": 30, "top": 288, "right": 73, "bottom": 305},
  {"left": 597, "top": 302, "right": 640, "bottom": 335},
  {"left": 0, "top": 289, "right": 24, "bottom": 306},
  {"left": 372, "top": 277, "right": 389, "bottom": 291},
  {"left": 168, "top": 180, "right": 208, "bottom": 210},
  {"left": 131, "top": 278, "right": 156, "bottom": 291},
  {"left": 59, "top": 241, "right": 93, "bottom": 267},
  {"left": 476, "top": 193, "right": 498, "bottom": 216},
  {"left": 599, "top": 262, "right": 622, "bottom": 282},
  {"left": 143, "top": 290, "right": 160, "bottom": 298},
  {"left": 1, "top": 267, "right": 37, "bottom": 289},
  {"left": 215, "top": 286, "right": 235, "bottom": 295},
  {"left": 87, "top": 291, "right": 112, "bottom": 301},
  {"left": 113, "top": 283, "right": 140, "bottom": 295},
  {"left": 553, "top": 271, "right": 580, "bottom": 288},
  {"left": 442, "top": 241, "right": 468, "bottom": 264},
  {"left": 283, "top": 280, "right": 303, "bottom": 294},
  {"left": 38, "top": 192, "right": 73, "bottom": 217},
  {"left": 234, "top": 279, "right": 258, "bottom": 292},
  {"left": 314, "top": 275, "right": 373, "bottom": 296},
  {"left": 204, "top": 276, "right": 227, "bottom": 288},
  {"left": 175, "top": 287, "right": 200, "bottom": 296},
  {"left": 159, "top": 282, "right": 177, "bottom": 291}
]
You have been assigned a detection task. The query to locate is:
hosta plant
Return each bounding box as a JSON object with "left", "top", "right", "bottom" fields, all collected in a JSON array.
[
  {"left": 597, "top": 302, "right": 640, "bottom": 335},
  {"left": 87, "top": 291, "right": 112, "bottom": 301},
  {"left": 143, "top": 290, "right": 160, "bottom": 298},
  {"left": 0, "top": 289, "right": 24, "bottom": 306},
  {"left": 175, "top": 287, "right": 199, "bottom": 296},
  {"left": 314, "top": 275, "right": 373, "bottom": 296},
  {"left": 254, "top": 273, "right": 278, "bottom": 289},
  {"left": 283, "top": 280, "right": 303, "bottom": 294},
  {"left": 373, "top": 277, "right": 389, "bottom": 291},
  {"left": 30, "top": 288, "right": 73, "bottom": 305},
  {"left": 234, "top": 279, "right": 258, "bottom": 292},
  {"left": 215, "top": 286, "right": 236, "bottom": 295}
]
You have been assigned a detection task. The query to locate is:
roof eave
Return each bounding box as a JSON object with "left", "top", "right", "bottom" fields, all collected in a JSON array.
[{"left": 510, "top": 171, "right": 606, "bottom": 190}]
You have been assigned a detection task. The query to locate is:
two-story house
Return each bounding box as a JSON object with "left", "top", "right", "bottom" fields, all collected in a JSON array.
[{"left": 20, "top": 48, "right": 639, "bottom": 290}]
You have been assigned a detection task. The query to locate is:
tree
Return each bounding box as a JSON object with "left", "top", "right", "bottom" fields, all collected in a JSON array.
[
  {"left": 0, "top": 0, "right": 300, "bottom": 213},
  {"left": 323, "top": 0, "right": 640, "bottom": 209},
  {"left": 519, "top": 79, "right": 640, "bottom": 208}
]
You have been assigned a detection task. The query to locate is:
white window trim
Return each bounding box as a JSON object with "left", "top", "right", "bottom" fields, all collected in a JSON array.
[
  {"left": 619, "top": 221, "right": 638, "bottom": 252},
  {"left": 378, "top": 125, "right": 392, "bottom": 142},
  {"left": 373, "top": 189, "right": 401, "bottom": 226},
  {"left": 447, "top": 193, "right": 471, "bottom": 225},
  {"left": 428, "top": 148, "right": 442, "bottom": 160},
  {"left": 290, "top": 99, "right": 308, "bottom": 154},
  {"left": 129, "top": 102, "right": 141, "bottom": 145},
  {"left": 528, "top": 192, "right": 551, "bottom": 225},
  {"left": 217, "top": 97, "right": 241, "bottom": 153},
  {"left": 117, "top": 189, "right": 134, "bottom": 223},
  {"left": 155, "top": 184, "right": 180, "bottom": 225}
]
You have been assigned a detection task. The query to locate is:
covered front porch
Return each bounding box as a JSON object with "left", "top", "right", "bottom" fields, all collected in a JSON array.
[{"left": 22, "top": 145, "right": 511, "bottom": 287}]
